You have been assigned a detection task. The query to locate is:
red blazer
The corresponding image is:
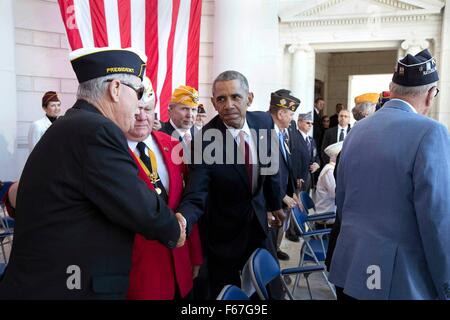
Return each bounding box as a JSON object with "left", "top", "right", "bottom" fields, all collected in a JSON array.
[{"left": 127, "top": 131, "right": 203, "bottom": 300}]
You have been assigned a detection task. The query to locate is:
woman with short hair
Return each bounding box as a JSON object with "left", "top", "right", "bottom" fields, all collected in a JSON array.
[{"left": 27, "top": 91, "right": 61, "bottom": 152}]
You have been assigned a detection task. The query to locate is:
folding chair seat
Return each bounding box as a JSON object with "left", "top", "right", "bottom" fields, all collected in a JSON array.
[
  {"left": 241, "top": 248, "right": 325, "bottom": 300},
  {"left": 299, "top": 191, "right": 336, "bottom": 225},
  {"left": 216, "top": 285, "right": 250, "bottom": 300},
  {"left": 0, "top": 204, "right": 14, "bottom": 263}
]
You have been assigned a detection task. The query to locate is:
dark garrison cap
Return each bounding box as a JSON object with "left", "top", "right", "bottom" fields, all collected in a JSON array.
[
  {"left": 392, "top": 49, "right": 439, "bottom": 87},
  {"left": 270, "top": 89, "right": 301, "bottom": 112},
  {"left": 69, "top": 47, "right": 147, "bottom": 83}
]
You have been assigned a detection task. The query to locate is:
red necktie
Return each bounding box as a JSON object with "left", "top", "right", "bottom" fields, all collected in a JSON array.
[{"left": 239, "top": 131, "right": 253, "bottom": 191}]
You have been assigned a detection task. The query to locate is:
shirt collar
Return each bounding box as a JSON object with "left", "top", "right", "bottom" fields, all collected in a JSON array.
[
  {"left": 224, "top": 119, "right": 251, "bottom": 139},
  {"left": 389, "top": 99, "right": 418, "bottom": 114},
  {"left": 170, "top": 119, "right": 189, "bottom": 137},
  {"left": 299, "top": 129, "right": 309, "bottom": 140},
  {"left": 338, "top": 125, "right": 347, "bottom": 131},
  {"left": 127, "top": 134, "right": 154, "bottom": 152}
]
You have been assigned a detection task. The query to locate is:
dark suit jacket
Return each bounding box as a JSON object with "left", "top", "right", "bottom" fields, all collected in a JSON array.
[
  {"left": 321, "top": 126, "right": 351, "bottom": 164},
  {"left": 329, "top": 113, "right": 339, "bottom": 128},
  {"left": 290, "top": 129, "right": 320, "bottom": 190},
  {"left": 0, "top": 100, "right": 180, "bottom": 299},
  {"left": 313, "top": 108, "right": 323, "bottom": 143},
  {"left": 276, "top": 123, "right": 296, "bottom": 201},
  {"left": 178, "top": 112, "right": 282, "bottom": 264}
]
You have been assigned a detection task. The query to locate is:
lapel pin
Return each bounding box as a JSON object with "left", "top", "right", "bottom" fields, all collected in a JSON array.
[{"left": 164, "top": 147, "right": 169, "bottom": 152}]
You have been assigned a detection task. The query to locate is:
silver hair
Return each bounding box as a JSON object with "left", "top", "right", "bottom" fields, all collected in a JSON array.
[
  {"left": 76, "top": 74, "right": 140, "bottom": 106},
  {"left": 213, "top": 70, "right": 249, "bottom": 94},
  {"left": 352, "top": 102, "right": 376, "bottom": 121},
  {"left": 389, "top": 82, "right": 437, "bottom": 98}
]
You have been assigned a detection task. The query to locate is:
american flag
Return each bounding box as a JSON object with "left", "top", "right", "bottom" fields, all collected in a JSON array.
[{"left": 57, "top": 0, "right": 202, "bottom": 122}]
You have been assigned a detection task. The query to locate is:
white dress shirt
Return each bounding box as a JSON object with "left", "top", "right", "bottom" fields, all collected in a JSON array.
[
  {"left": 128, "top": 135, "right": 170, "bottom": 192},
  {"left": 224, "top": 120, "right": 259, "bottom": 192},
  {"left": 337, "top": 125, "right": 348, "bottom": 142}
]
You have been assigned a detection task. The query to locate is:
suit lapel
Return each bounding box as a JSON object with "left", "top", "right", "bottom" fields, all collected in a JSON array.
[
  {"left": 152, "top": 132, "right": 178, "bottom": 206},
  {"left": 216, "top": 119, "right": 250, "bottom": 190}
]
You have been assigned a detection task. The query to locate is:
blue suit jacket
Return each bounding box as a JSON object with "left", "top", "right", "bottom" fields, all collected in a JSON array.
[{"left": 329, "top": 99, "right": 450, "bottom": 300}]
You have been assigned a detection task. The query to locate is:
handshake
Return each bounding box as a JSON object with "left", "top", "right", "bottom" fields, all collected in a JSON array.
[{"left": 175, "top": 212, "right": 187, "bottom": 247}]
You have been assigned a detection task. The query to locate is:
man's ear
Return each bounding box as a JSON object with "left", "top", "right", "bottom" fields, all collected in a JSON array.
[
  {"left": 423, "top": 90, "right": 434, "bottom": 115},
  {"left": 211, "top": 97, "right": 219, "bottom": 112},
  {"left": 247, "top": 92, "right": 254, "bottom": 106},
  {"left": 108, "top": 79, "right": 121, "bottom": 102}
]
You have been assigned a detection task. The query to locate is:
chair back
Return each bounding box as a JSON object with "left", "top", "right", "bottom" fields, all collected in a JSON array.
[
  {"left": 216, "top": 285, "right": 250, "bottom": 300},
  {"left": 247, "top": 248, "right": 280, "bottom": 300},
  {"left": 300, "top": 191, "right": 316, "bottom": 212},
  {"left": 291, "top": 206, "right": 308, "bottom": 234}
]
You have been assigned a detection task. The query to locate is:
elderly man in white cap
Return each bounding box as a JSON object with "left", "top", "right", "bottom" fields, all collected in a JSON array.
[{"left": 314, "top": 141, "right": 343, "bottom": 227}]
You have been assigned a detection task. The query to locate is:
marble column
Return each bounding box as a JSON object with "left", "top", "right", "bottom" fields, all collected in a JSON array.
[
  {"left": 288, "top": 43, "right": 315, "bottom": 120},
  {"left": 439, "top": 1, "right": 450, "bottom": 129},
  {"left": 213, "top": 0, "right": 281, "bottom": 111},
  {"left": 0, "top": 0, "right": 18, "bottom": 180}
]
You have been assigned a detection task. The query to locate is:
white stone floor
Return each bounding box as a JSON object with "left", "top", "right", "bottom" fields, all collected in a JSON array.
[{"left": 278, "top": 236, "right": 336, "bottom": 300}]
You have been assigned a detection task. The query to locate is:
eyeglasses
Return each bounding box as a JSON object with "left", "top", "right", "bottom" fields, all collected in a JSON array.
[
  {"left": 105, "top": 79, "right": 145, "bottom": 100},
  {"left": 433, "top": 87, "right": 440, "bottom": 98}
]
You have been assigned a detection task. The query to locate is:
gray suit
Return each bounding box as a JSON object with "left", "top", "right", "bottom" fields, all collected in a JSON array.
[{"left": 329, "top": 99, "right": 450, "bottom": 300}]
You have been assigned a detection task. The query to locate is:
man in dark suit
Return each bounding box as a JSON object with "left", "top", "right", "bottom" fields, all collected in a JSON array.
[
  {"left": 329, "top": 103, "right": 344, "bottom": 128},
  {"left": 177, "top": 71, "right": 284, "bottom": 299},
  {"left": 267, "top": 89, "right": 300, "bottom": 261},
  {"left": 285, "top": 112, "right": 320, "bottom": 243},
  {"left": 160, "top": 85, "right": 199, "bottom": 148},
  {"left": 313, "top": 98, "right": 325, "bottom": 143},
  {"left": 0, "top": 48, "right": 185, "bottom": 299},
  {"left": 321, "top": 109, "right": 351, "bottom": 164}
]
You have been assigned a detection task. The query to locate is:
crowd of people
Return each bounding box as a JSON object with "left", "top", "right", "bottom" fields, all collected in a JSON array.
[{"left": 0, "top": 47, "right": 448, "bottom": 300}]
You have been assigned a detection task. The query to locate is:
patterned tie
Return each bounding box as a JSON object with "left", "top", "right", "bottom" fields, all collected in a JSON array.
[
  {"left": 136, "top": 142, "right": 169, "bottom": 203},
  {"left": 183, "top": 131, "right": 192, "bottom": 146},
  {"left": 239, "top": 131, "right": 253, "bottom": 192},
  {"left": 339, "top": 128, "right": 345, "bottom": 142},
  {"left": 306, "top": 136, "right": 312, "bottom": 154},
  {"left": 278, "top": 131, "right": 287, "bottom": 161}
]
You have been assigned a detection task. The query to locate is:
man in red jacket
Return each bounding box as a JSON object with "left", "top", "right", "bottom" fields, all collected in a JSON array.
[{"left": 126, "top": 77, "right": 203, "bottom": 299}]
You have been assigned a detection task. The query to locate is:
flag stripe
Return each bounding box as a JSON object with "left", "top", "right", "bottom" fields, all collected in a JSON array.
[
  {"left": 89, "top": 0, "right": 108, "bottom": 47},
  {"left": 58, "top": 0, "right": 202, "bottom": 120},
  {"left": 130, "top": 0, "right": 145, "bottom": 51},
  {"left": 117, "top": 0, "right": 131, "bottom": 48},
  {"left": 73, "top": 0, "right": 94, "bottom": 47},
  {"left": 156, "top": 0, "right": 175, "bottom": 121},
  {"left": 104, "top": 0, "right": 121, "bottom": 47},
  {"left": 186, "top": 0, "right": 201, "bottom": 88},
  {"left": 145, "top": 0, "right": 160, "bottom": 115},
  {"left": 57, "top": 0, "right": 84, "bottom": 50},
  {"left": 172, "top": 0, "right": 190, "bottom": 94}
]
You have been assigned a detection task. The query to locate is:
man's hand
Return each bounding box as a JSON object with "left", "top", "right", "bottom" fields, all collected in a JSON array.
[
  {"left": 296, "top": 178, "right": 304, "bottom": 190},
  {"left": 175, "top": 212, "right": 186, "bottom": 247},
  {"left": 310, "top": 162, "right": 320, "bottom": 173},
  {"left": 271, "top": 209, "right": 287, "bottom": 228},
  {"left": 8, "top": 181, "right": 19, "bottom": 209},
  {"left": 192, "top": 265, "right": 201, "bottom": 279},
  {"left": 283, "top": 195, "right": 297, "bottom": 209},
  {"left": 152, "top": 119, "right": 162, "bottom": 131}
]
